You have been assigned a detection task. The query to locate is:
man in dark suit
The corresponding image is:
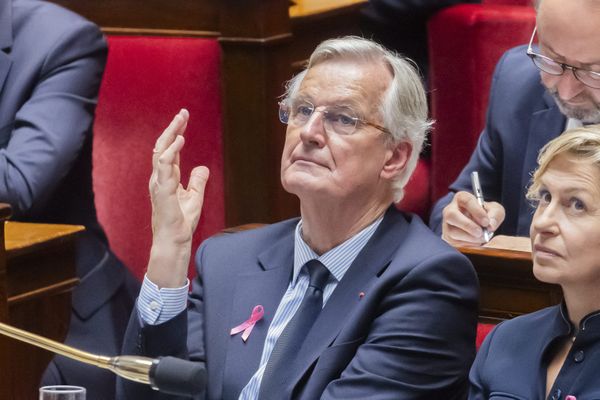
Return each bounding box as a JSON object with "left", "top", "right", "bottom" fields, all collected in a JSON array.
[
  {"left": 430, "top": 0, "right": 600, "bottom": 245},
  {"left": 119, "top": 36, "right": 478, "bottom": 399},
  {"left": 0, "top": 1, "right": 139, "bottom": 398}
]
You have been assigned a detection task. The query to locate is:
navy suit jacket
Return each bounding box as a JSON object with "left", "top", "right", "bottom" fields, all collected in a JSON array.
[
  {"left": 429, "top": 45, "right": 566, "bottom": 237},
  {"left": 470, "top": 304, "right": 600, "bottom": 399},
  {"left": 0, "top": 1, "right": 139, "bottom": 398},
  {"left": 119, "top": 207, "right": 479, "bottom": 399}
]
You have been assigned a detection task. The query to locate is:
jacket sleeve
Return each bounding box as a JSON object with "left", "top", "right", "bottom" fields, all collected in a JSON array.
[{"left": 0, "top": 18, "right": 106, "bottom": 217}]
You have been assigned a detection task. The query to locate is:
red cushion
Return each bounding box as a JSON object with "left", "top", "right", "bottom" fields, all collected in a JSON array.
[
  {"left": 476, "top": 322, "right": 496, "bottom": 350},
  {"left": 484, "top": 0, "right": 532, "bottom": 5},
  {"left": 396, "top": 158, "right": 431, "bottom": 220},
  {"left": 93, "top": 36, "right": 225, "bottom": 280},
  {"left": 428, "top": 4, "right": 535, "bottom": 202}
]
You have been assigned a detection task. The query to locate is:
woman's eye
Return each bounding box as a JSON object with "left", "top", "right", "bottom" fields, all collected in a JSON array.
[
  {"left": 571, "top": 198, "right": 586, "bottom": 211},
  {"left": 539, "top": 190, "right": 551, "bottom": 204}
]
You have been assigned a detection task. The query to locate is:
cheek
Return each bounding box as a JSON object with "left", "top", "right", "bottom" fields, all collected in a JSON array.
[
  {"left": 587, "top": 87, "right": 600, "bottom": 103},
  {"left": 540, "top": 71, "right": 559, "bottom": 90}
]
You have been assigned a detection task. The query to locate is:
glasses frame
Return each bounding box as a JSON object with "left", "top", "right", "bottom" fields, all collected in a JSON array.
[
  {"left": 526, "top": 26, "right": 600, "bottom": 89},
  {"left": 278, "top": 100, "right": 391, "bottom": 136}
]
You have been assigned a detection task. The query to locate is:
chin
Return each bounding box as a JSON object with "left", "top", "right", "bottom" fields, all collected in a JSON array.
[{"left": 532, "top": 263, "right": 561, "bottom": 285}]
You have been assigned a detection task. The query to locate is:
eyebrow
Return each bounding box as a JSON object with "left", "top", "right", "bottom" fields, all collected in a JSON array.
[{"left": 540, "top": 42, "right": 600, "bottom": 69}]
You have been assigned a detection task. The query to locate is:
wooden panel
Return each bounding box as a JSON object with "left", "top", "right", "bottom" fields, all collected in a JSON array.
[
  {"left": 50, "top": 0, "right": 219, "bottom": 35},
  {"left": 458, "top": 246, "right": 562, "bottom": 323},
  {"left": 0, "top": 218, "right": 81, "bottom": 399}
]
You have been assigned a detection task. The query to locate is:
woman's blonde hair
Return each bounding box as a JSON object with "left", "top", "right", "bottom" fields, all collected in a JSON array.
[{"left": 527, "top": 124, "right": 600, "bottom": 200}]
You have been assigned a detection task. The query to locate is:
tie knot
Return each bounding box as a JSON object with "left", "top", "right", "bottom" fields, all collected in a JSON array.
[{"left": 305, "top": 259, "right": 330, "bottom": 292}]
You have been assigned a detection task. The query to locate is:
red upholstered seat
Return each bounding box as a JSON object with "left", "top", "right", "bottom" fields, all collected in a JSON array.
[
  {"left": 397, "top": 158, "right": 431, "bottom": 220},
  {"left": 476, "top": 322, "right": 496, "bottom": 350},
  {"left": 428, "top": 3, "right": 536, "bottom": 202},
  {"left": 93, "top": 36, "right": 225, "bottom": 280}
]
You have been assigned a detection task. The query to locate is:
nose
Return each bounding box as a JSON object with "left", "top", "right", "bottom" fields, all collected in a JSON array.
[
  {"left": 299, "top": 110, "right": 327, "bottom": 147},
  {"left": 531, "top": 202, "right": 559, "bottom": 236},
  {"left": 552, "top": 69, "right": 586, "bottom": 101}
]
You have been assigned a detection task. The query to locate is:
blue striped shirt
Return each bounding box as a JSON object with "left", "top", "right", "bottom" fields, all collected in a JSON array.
[{"left": 138, "top": 216, "right": 383, "bottom": 399}]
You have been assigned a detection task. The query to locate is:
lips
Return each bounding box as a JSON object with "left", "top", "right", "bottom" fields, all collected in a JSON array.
[
  {"left": 533, "top": 244, "right": 561, "bottom": 258},
  {"left": 291, "top": 155, "right": 327, "bottom": 168}
]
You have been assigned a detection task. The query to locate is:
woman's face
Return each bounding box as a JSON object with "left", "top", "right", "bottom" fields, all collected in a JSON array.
[{"left": 530, "top": 154, "right": 600, "bottom": 289}]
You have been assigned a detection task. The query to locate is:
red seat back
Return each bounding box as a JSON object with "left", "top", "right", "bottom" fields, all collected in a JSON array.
[
  {"left": 93, "top": 36, "right": 225, "bottom": 280},
  {"left": 428, "top": 4, "right": 536, "bottom": 202}
]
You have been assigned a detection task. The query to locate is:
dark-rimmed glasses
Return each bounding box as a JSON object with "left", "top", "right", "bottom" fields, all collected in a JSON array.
[
  {"left": 526, "top": 26, "right": 600, "bottom": 89},
  {"left": 278, "top": 99, "right": 391, "bottom": 136}
]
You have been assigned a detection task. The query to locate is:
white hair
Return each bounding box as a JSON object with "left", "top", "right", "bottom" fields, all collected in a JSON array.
[{"left": 282, "top": 36, "right": 432, "bottom": 202}]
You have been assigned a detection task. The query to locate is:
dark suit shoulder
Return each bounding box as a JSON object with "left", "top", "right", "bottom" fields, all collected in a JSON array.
[
  {"left": 398, "top": 213, "right": 474, "bottom": 267},
  {"left": 12, "top": 0, "right": 100, "bottom": 37}
]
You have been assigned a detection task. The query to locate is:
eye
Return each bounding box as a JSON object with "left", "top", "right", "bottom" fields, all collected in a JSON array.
[
  {"left": 336, "top": 113, "right": 355, "bottom": 127},
  {"left": 296, "top": 104, "right": 313, "bottom": 117},
  {"left": 569, "top": 197, "right": 586, "bottom": 212},
  {"left": 539, "top": 189, "right": 552, "bottom": 204}
]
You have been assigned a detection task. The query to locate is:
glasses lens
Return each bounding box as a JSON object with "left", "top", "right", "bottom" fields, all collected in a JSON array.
[
  {"left": 575, "top": 70, "right": 600, "bottom": 89},
  {"left": 530, "top": 54, "right": 564, "bottom": 75},
  {"left": 288, "top": 101, "right": 314, "bottom": 126},
  {"left": 279, "top": 102, "right": 290, "bottom": 124},
  {"left": 325, "top": 110, "right": 358, "bottom": 136}
]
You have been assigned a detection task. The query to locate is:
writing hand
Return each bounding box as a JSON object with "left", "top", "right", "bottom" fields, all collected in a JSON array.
[{"left": 441, "top": 191, "right": 505, "bottom": 246}]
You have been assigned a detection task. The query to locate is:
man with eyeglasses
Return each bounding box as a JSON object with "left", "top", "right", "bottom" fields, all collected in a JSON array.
[
  {"left": 118, "top": 36, "right": 478, "bottom": 399},
  {"left": 430, "top": 0, "right": 600, "bottom": 245}
]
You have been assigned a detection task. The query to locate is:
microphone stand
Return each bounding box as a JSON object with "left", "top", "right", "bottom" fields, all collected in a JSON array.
[{"left": 0, "top": 321, "right": 154, "bottom": 385}]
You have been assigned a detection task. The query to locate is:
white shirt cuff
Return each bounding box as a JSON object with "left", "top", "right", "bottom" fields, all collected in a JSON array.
[{"left": 137, "top": 274, "right": 189, "bottom": 325}]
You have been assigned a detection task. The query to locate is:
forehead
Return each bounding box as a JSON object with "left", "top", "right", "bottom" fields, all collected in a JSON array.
[
  {"left": 541, "top": 154, "right": 600, "bottom": 194},
  {"left": 296, "top": 60, "right": 392, "bottom": 111},
  {"left": 537, "top": 0, "right": 600, "bottom": 63}
]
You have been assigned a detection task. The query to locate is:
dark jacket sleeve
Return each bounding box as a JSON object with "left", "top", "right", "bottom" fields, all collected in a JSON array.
[{"left": 0, "top": 12, "right": 106, "bottom": 216}]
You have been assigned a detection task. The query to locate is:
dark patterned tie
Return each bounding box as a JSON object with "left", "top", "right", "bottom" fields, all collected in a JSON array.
[{"left": 258, "top": 259, "right": 330, "bottom": 399}]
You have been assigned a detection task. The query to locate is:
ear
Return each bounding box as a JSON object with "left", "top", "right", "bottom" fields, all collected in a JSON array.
[{"left": 380, "top": 141, "right": 412, "bottom": 180}]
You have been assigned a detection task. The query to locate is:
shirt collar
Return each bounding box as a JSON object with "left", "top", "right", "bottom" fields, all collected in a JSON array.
[
  {"left": 292, "top": 215, "right": 384, "bottom": 287},
  {"left": 565, "top": 118, "right": 583, "bottom": 130}
]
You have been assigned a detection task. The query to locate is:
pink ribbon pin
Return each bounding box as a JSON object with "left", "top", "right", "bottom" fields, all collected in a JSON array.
[
  {"left": 565, "top": 396, "right": 577, "bottom": 400},
  {"left": 230, "top": 305, "right": 264, "bottom": 342}
]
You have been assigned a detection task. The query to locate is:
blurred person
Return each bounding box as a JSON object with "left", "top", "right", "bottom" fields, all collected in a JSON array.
[
  {"left": 118, "top": 36, "right": 479, "bottom": 399},
  {"left": 0, "top": 0, "right": 139, "bottom": 398}
]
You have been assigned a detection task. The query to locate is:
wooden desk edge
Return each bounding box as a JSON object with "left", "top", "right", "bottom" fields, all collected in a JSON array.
[{"left": 5, "top": 222, "right": 85, "bottom": 255}]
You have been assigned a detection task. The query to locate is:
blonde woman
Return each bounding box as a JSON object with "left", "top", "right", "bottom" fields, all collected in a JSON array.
[{"left": 470, "top": 125, "right": 600, "bottom": 400}]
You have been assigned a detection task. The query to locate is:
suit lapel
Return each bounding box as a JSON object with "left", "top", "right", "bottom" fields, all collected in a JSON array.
[
  {"left": 287, "top": 207, "right": 409, "bottom": 389},
  {"left": 517, "top": 92, "right": 565, "bottom": 234},
  {"left": 221, "top": 228, "right": 295, "bottom": 399},
  {"left": 0, "top": 0, "right": 12, "bottom": 95}
]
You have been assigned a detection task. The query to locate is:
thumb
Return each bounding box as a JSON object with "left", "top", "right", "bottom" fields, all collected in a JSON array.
[{"left": 188, "top": 166, "right": 210, "bottom": 198}]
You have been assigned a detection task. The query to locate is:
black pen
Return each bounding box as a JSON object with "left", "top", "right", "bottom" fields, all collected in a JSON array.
[{"left": 470, "top": 171, "right": 492, "bottom": 243}]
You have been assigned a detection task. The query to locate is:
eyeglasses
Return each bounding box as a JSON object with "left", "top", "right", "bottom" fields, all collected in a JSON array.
[
  {"left": 278, "top": 99, "right": 390, "bottom": 136},
  {"left": 526, "top": 26, "right": 600, "bottom": 89}
]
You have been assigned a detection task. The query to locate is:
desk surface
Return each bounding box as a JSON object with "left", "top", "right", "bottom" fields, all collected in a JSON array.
[
  {"left": 5, "top": 221, "right": 84, "bottom": 255},
  {"left": 290, "top": 0, "right": 366, "bottom": 18}
]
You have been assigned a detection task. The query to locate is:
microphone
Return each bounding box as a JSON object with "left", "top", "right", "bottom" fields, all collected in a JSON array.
[{"left": 0, "top": 321, "right": 205, "bottom": 397}]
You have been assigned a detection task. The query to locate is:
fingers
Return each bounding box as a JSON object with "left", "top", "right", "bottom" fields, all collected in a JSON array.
[
  {"left": 181, "top": 166, "right": 210, "bottom": 228},
  {"left": 152, "top": 109, "right": 189, "bottom": 169},
  {"left": 442, "top": 191, "right": 505, "bottom": 246},
  {"left": 484, "top": 201, "right": 505, "bottom": 231},
  {"left": 156, "top": 135, "right": 185, "bottom": 186}
]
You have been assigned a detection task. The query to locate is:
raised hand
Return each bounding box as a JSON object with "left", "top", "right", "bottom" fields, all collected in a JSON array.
[{"left": 147, "top": 109, "right": 210, "bottom": 287}]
